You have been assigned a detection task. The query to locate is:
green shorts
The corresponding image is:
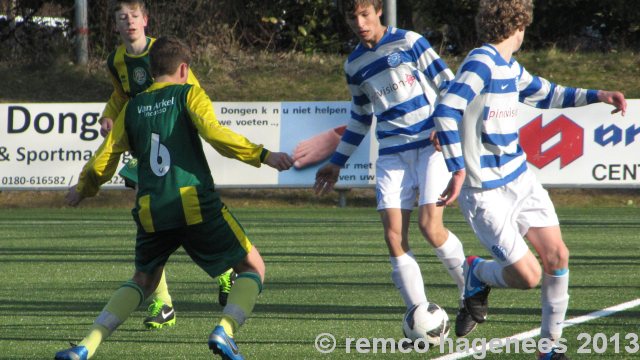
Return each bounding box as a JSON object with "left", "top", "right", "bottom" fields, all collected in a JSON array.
[{"left": 134, "top": 204, "right": 251, "bottom": 279}]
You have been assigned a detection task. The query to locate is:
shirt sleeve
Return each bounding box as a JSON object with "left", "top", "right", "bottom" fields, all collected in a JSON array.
[
  {"left": 517, "top": 63, "right": 599, "bottom": 108},
  {"left": 412, "top": 35, "right": 454, "bottom": 93},
  {"left": 329, "top": 72, "right": 373, "bottom": 167},
  {"left": 186, "top": 86, "right": 268, "bottom": 167},
  {"left": 101, "top": 71, "right": 129, "bottom": 120},
  {"left": 77, "top": 103, "right": 131, "bottom": 197},
  {"left": 433, "top": 60, "right": 490, "bottom": 172}
]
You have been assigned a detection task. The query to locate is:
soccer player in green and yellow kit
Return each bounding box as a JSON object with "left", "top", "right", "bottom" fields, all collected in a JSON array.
[
  {"left": 100, "top": 0, "right": 236, "bottom": 329},
  {"left": 56, "top": 35, "right": 293, "bottom": 360}
]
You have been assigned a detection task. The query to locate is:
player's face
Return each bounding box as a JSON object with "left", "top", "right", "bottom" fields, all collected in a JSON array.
[
  {"left": 114, "top": 4, "right": 148, "bottom": 44},
  {"left": 345, "top": 4, "right": 385, "bottom": 48}
]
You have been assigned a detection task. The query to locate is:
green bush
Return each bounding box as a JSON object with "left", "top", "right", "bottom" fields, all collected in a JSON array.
[{"left": 3, "top": 0, "right": 640, "bottom": 64}]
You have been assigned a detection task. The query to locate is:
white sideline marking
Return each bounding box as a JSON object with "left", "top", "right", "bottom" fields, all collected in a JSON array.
[{"left": 433, "top": 298, "right": 640, "bottom": 360}]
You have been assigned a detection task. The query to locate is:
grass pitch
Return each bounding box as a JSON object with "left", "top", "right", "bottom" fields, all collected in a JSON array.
[{"left": 0, "top": 206, "right": 638, "bottom": 359}]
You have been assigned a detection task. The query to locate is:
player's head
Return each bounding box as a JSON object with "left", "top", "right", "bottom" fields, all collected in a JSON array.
[
  {"left": 339, "top": 0, "right": 383, "bottom": 16},
  {"left": 475, "top": 0, "right": 533, "bottom": 46},
  {"left": 149, "top": 36, "right": 191, "bottom": 80},
  {"left": 110, "top": 0, "right": 148, "bottom": 43},
  {"left": 339, "top": 0, "right": 385, "bottom": 48}
]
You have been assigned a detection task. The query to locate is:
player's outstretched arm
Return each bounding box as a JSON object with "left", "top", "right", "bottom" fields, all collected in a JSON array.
[
  {"left": 99, "top": 117, "right": 114, "bottom": 137},
  {"left": 293, "top": 125, "right": 347, "bottom": 169},
  {"left": 264, "top": 152, "right": 294, "bottom": 171},
  {"left": 314, "top": 163, "right": 341, "bottom": 196},
  {"left": 597, "top": 90, "right": 627, "bottom": 116},
  {"left": 437, "top": 169, "right": 466, "bottom": 207},
  {"left": 65, "top": 184, "right": 85, "bottom": 207}
]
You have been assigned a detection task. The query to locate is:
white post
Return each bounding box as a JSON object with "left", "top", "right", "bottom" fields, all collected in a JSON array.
[
  {"left": 384, "top": 0, "right": 397, "bottom": 27},
  {"left": 74, "top": 0, "right": 89, "bottom": 65}
]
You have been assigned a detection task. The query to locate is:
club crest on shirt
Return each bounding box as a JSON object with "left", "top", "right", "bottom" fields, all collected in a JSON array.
[
  {"left": 132, "top": 67, "right": 147, "bottom": 85},
  {"left": 387, "top": 52, "right": 402, "bottom": 68}
]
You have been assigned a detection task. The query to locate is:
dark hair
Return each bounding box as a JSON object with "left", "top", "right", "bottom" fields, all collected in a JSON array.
[
  {"left": 476, "top": 0, "right": 533, "bottom": 43},
  {"left": 338, "top": 0, "right": 383, "bottom": 16},
  {"left": 149, "top": 36, "right": 191, "bottom": 78}
]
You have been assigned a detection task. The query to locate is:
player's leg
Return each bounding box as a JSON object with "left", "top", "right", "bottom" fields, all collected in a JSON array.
[
  {"left": 419, "top": 203, "right": 475, "bottom": 335},
  {"left": 117, "top": 158, "right": 178, "bottom": 327},
  {"left": 457, "top": 178, "right": 537, "bottom": 324},
  {"left": 415, "top": 146, "right": 471, "bottom": 335},
  {"left": 55, "top": 268, "right": 163, "bottom": 360},
  {"left": 511, "top": 172, "right": 569, "bottom": 358},
  {"left": 381, "top": 208, "right": 428, "bottom": 308},
  {"left": 377, "top": 151, "right": 428, "bottom": 309},
  {"left": 219, "top": 245, "right": 265, "bottom": 336},
  {"left": 209, "top": 246, "right": 264, "bottom": 360},
  {"left": 55, "top": 227, "right": 177, "bottom": 359},
  {"left": 527, "top": 226, "right": 570, "bottom": 358},
  {"left": 182, "top": 205, "right": 263, "bottom": 359}
]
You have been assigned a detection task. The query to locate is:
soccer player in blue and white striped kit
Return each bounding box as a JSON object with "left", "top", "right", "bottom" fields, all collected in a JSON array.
[
  {"left": 315, "top": 0, "right": 477, "bottom": 337},
  {"left": 433, "top": 1, "right": 627, "bottom": 358}
]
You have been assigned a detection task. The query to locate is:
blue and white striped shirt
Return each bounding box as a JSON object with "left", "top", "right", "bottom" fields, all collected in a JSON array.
[
  {"left": 330, "top": 27, "right": 454, "bottom": 166},
  {"left": 434, "top": 44, "right": 598, "bottom": 189}
]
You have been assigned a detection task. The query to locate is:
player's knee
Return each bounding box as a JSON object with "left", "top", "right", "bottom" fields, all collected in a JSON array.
[
  {"left": 417, "top": 219, "right": 444, "bottom": 245},
  {"left": 542, "top": 244, "right": 570, "bottom": 271},
  {"left": 385, "top": 228, "right": 404, "bottom": 244},
  {"left": 239, "top": 246, "right": 266, "bottom": 283},
  {"left": 132, "top": 271, "right": 159, "bottom": 296}
]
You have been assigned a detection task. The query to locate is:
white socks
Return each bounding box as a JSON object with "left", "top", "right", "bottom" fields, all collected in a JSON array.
[
  {"left": 390, "top": 232, "right": 466, "bottom": 309},
  {"left": 474, "top": 259, "right": 508, "bottom": 288},
  {"left": 434, "top": 231, "right": 466, "bottom": 304},
  {"left": 390, "top": 251, "right": 427, "bottom": 308},
  {"left": 541, "top": 270, "right": 570, "bottom": 345}
]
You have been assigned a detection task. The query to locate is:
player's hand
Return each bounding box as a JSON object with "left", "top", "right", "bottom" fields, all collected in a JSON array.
[
  {"left": 264, "top": 152, "right": 294, "bottom": 171},
  {"left": 437, "top": 169, "right": 465, "bottom": 207},
  {"left": 99, "top": 117, "right": 114, "bottom": 137},
  {"left": 314, "top": 163, "right": 340, "bottom": 195},
  {"left": 65, "top": 185, "right": 85, "bottom": 207},
  {"left": 597, "top": 90, "right": 627, "bottom": 116},
  {"left": 430, "top": 130, "right": 442, "bottom": 152}
]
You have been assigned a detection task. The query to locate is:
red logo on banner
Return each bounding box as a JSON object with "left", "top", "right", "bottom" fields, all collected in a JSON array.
[{"left": 520, "top": 115, "right": 584, "bottom": 169}]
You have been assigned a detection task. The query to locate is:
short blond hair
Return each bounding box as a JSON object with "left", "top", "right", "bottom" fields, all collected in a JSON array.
[
  {"left": 110, "top": 0, "right": 148, "bottom": 17},
  {"left": 475, "top": 0, "right": 533, "bottom": 44}
]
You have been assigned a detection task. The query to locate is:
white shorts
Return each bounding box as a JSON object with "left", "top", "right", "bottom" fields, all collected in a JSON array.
[
  {"left": 375, "top": 146, "right": 449, "bottom": 210},
  {"left": 458, "top": 169, "right": 559, "bottom": 266}
]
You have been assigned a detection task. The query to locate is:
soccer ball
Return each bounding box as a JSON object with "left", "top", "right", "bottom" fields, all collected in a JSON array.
[{"left": 402, "top": 302, "right": 450, "bottom": 346}]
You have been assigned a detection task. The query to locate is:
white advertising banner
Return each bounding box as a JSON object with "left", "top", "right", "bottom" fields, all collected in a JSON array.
[
  {"left": 0, "top": 101, "right": 638, "bottom": 190},
  {"left": 518, "top": 101, "right": 639, "bottom": 187}
]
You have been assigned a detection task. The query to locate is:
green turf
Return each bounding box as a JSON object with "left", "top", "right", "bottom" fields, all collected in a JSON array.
[{"left": 0, "top": 207, "right": 638, "bottom": 359}]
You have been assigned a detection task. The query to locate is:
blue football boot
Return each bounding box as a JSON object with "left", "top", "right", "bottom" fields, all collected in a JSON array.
[
  {"left": 208, "top": 325, "right": 244, "bottom": 360},
  {"left": 463, "top": 256, "right": 491, "bottom": 323},
  {"left": 54, "top": 344, "right": 88, "bottom": 360}
]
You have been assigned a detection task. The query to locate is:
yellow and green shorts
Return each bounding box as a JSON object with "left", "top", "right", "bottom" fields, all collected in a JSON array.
[{"left": 134, "top": 205, "right": 251, "bottom": 278}]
